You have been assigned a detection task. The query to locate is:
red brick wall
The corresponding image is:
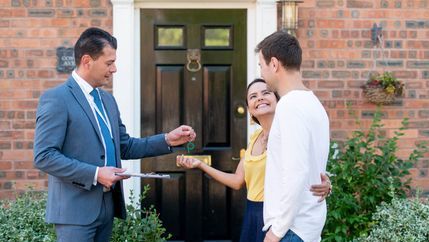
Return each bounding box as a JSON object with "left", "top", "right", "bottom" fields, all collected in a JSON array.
[
  {"left": 0, "top": 0, "right": 428, "bottom": 199},
  {"left": 297, "top": 1, "right": 429, "bottom": 192},
  {"left": 0, "top": 0, "right": 113, "bottom": 199}
]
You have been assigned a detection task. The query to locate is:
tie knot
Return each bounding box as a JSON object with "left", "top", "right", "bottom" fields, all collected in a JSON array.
[
  {"left": 90, "top": 89, "right": 99, "bottom": 100},
  {"left": 90, "top": 89, "right": 103, "bottom": 114}
]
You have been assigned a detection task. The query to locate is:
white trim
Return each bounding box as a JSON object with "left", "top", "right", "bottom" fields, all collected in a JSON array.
[
  {"left": 136, "top": 0, "right": 257, "bottom": 2},
  {"left": 249, "top": 0, "right": 278, "bottom": 135},
  {"left": 135, "top": 2, "right": 261, "bottom": 8},
  {"left": 112, "top": 0, "right": 277, "bottom": 204},
  {"left": 112, "top": 0, "right": 141, "bottom": 205}
]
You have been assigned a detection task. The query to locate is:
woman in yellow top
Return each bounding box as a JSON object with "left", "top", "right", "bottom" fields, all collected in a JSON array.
[{"left": 176, "top": 79, "right": 331, "bottom": 242}]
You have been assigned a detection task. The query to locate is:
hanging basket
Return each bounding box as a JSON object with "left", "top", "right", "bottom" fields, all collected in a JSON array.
[
  {"left": 363, "top": 86, "right": 396, "bottom": 105},
  {"left": 362, "top": 72, "right": 404, "bottom": 105}
]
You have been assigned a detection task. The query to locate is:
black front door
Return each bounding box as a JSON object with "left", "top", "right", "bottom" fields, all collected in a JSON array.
[{"left": 140, "top": 9, "right": 247, "bottom": 241}]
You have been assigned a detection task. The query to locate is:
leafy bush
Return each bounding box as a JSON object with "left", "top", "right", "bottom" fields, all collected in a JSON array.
[
  {"left": 323, "top": 108, "right": 428, "bottom": 241},
  {"left": 357, "top": 195, "right": 429, "bottom": 242},
  {"left": 0, "top": 191, "right": 56, "bottom": 242},
  {"left": 112, "top": 186, "right": 171, "bottom": 242},
  {"left": 0, "top": 186, "right": 170, "bottom": 242}
]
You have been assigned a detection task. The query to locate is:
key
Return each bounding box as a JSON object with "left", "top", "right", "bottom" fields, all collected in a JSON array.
[{"left": 186, "top": 141, "right": 195, "bottom": 153}]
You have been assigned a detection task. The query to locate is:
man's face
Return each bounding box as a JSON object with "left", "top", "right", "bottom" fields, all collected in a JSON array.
[
  {"left": 258, "top": 51, "right": 277, "bottom": 91},
  {"left": 88, "top": 45, "right": 117, "bottom": 87}
]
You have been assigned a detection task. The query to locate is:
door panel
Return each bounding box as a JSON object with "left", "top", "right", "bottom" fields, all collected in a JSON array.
[
  {"left": 203, "top": 65, "right": 231, "bottom": 147},
  {"left": 203, "top": 175, "right": 229, "bottom": 238},
  {"left": 160, "top": 174, "right": 186, "bottom": 238},
  {"left": 156, "top": 65, "right": 184, "bottom": 128},
  {"left": 141, "top": 9, "right": 247, "bottom": 242}
]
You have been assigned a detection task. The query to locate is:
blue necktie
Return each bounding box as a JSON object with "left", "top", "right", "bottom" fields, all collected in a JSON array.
[{"left": 90, "top": 89, "right": 116, "bottom": 168}]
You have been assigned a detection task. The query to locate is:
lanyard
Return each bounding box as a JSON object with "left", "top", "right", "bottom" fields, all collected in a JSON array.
[{"left": 89, "top": 98, "right": 113, "bottom": 137}]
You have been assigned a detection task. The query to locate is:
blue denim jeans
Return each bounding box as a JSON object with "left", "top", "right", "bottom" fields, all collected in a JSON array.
[
  {"left": 279, "top": 230, "right": 304, "bottom": 242},
  {"left": 239, "top": 200, "right": 264, "bottom": 242}
]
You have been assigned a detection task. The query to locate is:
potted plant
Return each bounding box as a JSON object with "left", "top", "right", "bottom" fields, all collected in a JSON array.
[{"left": 362, "top": 72, "right": 404, "bottom": 105}]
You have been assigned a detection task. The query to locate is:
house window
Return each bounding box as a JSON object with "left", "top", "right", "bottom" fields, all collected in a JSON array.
[
  {"left": 155, "top": 26, "right": 185, "bottom": 49},
  {"left": 202, "top": 26, "right": 232, "bottom": 49}
]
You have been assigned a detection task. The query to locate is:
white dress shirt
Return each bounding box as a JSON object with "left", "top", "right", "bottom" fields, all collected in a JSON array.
[{"left": 263, "top": 90, "right": 330, "bottom": 242}]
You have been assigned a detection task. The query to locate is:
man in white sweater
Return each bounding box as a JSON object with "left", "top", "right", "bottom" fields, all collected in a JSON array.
[{"left": 256, "top": 31, "right": 330, "bottom": 242}]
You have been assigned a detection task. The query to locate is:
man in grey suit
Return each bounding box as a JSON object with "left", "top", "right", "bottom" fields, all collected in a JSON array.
[{"left": 34, "top": 27, "right": 196, "bottom": 242}]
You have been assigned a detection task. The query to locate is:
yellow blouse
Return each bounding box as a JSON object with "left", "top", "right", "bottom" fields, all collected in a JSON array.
[{"left": 244, "top": 129, "right": 266, "bottom": 202}]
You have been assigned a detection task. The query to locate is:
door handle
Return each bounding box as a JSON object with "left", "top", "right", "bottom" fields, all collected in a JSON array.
[
  {"left": 234, "top": 103, "right": 246, "bottom": 118},
  {"left": 232, "top": 149, "right": 246, "bottom": 161},
  {"left": 236, "top": 105, "right": 245, "bottom": 115}
]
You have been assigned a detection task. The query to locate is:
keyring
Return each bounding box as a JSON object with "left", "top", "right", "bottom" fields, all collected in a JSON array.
[{"left": 186, "top": 142, "right": 195, "bottom": 153}]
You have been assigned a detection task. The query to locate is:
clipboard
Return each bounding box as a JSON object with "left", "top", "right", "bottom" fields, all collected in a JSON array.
[{"left": 115, "top": 172, "right": 171, "bottom": 179}]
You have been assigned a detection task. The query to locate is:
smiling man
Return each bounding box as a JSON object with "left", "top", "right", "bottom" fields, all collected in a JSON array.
[
  {"left": 256, "top": 31, "right": 330, "bottom": 242},
  {"left": 34, "top": 27, "right": 196, "bottom": 242}
]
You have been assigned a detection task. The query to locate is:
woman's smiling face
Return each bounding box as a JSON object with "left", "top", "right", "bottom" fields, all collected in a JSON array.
[{"left": 246, "top": 81, "right": 277, "bottom": 120}]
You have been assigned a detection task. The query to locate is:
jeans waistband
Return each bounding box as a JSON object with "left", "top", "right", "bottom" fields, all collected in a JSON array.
[{"left": 246, "top": 199, "right": 264, "bottom": 209}]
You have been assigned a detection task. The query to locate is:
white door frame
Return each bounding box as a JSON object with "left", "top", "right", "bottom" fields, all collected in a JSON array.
[{"left": 111, "top": 0, "right": 277, "bottom": 204}]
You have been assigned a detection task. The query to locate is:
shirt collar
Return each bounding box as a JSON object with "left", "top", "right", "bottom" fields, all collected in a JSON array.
[{"left": 72, "top": 70, "right": 96, "bottom": 95}]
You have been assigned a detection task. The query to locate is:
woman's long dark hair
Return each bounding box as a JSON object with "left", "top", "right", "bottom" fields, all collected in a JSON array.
[{"left": 246, "top": 78, "right": 280, "bottom": 125}]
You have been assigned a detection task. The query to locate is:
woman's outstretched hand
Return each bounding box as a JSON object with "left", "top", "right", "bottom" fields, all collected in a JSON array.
[{"left": 176, "top": 155, "right": 202, "bottom": 169}]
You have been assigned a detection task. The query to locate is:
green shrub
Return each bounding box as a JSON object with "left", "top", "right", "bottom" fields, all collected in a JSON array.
[
  {"left": 323, "top": 108, "right": 428, "bottom": 241},
  {"left": 0, "top": 191, "right": 56, "bottom": 242},
  {"left": 0, "top": 186, "right": 170, "bottom": 242},
  {"left": 112, "top": 186, "right": 171, "bottom": 242},
  {"left": 357, "top": 195, "right": 429, "bottom": 242}
]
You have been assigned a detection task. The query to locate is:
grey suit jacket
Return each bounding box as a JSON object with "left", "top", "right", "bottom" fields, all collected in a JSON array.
[{"left": 34, "top": 76, "right": 171, "bottom": 225}]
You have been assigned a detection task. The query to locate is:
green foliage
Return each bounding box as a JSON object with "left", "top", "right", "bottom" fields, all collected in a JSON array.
[
  {"left": 323, "top": 107, "right": 428, "bottom": 241},
  {"left": 112, "top": 186, "right": 171, "bottom": 242},
  {"left": 0, "top": 191, "right": 56, "bottom": 242},
  {"left": 357, "top": 195, "right": 429, "bottom": 242},
  {"left": 365, "top": 71, "right": 404, "bottom": 95},
  {"left": 0, "top": 186, "right": 170, "bottom": 242}
]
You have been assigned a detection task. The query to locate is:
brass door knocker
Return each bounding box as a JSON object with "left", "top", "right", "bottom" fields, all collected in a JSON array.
[{"left": 186, "top": 49, "right": 201, "bottom": 72}]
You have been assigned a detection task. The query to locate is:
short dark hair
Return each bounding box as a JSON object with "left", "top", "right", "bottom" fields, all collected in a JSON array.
[
  {"left": 74, "top": 27, "right": 117, "bottom": 66},
  {"left": 255, "top": 31, "right": 302, "bottom": 71},
  {"left": 246, "top": 78, "right": 280, "bottom": 125}
]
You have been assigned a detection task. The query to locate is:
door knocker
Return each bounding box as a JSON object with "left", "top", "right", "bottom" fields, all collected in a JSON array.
[{"left": 186, "top": 49, "right": 201, "bottom": 72}]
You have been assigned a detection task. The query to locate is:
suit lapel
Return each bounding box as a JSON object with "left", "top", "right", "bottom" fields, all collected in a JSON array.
[{"left": 66, "top": 77, "right": 104, "bottom": 145}]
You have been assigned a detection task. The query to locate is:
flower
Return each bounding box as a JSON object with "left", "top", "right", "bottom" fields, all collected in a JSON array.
[
  {"left": 361, "top": 72, "right": 404, "bottom": 105},
  {"left": 363, "top": 72, "right": 404, "bottom": 96}
]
